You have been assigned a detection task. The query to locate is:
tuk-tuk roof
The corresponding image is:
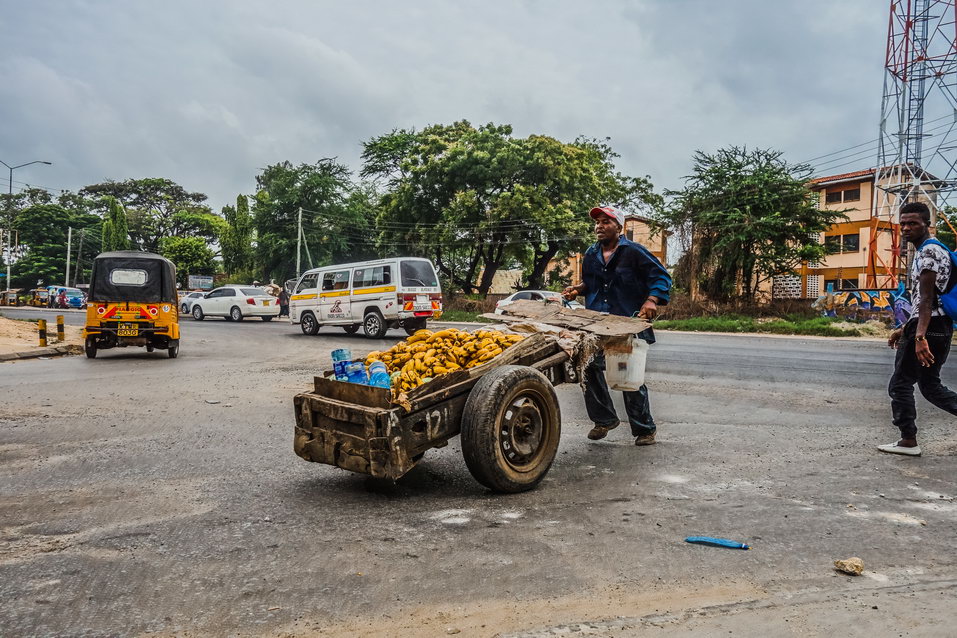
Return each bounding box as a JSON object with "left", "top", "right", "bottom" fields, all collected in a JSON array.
[{"left": 90, "top": 250, "right": 178, "bottom": 303}]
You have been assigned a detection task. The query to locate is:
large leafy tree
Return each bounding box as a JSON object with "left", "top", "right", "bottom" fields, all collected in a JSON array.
[
  {"left": 11, "top": 195, "right": 102, "bottom": 289},
  {"left": 361, "top": 121, "right": 660, "bottom": 294},
  {"left": 252, "top": 160, "right": 374, "bottom": 283},
  {"left": 80, "top": 178, "right": 222, "bottom": 252},
  {"left": 660, "top": 146, "right": 846, "bottom": 302},
  {"left": 159, "top": 236, "right": 216, "bottom": 287}
]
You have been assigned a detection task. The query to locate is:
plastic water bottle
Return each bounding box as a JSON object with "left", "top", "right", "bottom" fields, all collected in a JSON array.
[
  {"left": 345, "top": 361, "right": 369, "bottom": 385},
  {"left": 368, "top": 361, "right": 391, "bottom": 388},
  {"left": 332, "top": 348, "right": 351, "bottom": 381}
]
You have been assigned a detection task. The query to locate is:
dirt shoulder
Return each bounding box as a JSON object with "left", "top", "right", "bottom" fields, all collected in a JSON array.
[{"left": 0, "top": 315, "right": 83, "bottom": 357}]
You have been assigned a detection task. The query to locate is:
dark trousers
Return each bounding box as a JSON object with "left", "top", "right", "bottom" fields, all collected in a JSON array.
[
  {"left": 583, "top": 352, "right": 655, "bottom": 436},
  {"left": 889, "top": 316, "right": 957, "bottom": 439}
]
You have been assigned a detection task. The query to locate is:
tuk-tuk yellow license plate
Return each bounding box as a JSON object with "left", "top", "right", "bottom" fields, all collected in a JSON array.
[{"left": 117, "top": 322, "right": 139, "bottom": 337}]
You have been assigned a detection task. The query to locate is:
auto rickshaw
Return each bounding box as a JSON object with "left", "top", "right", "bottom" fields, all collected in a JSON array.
[
  {"left": 0, "top": 289, "right": 22, "bottom": 306},
  {"left": 29, "top": 287, "right": 50, "bottom": 307},
  {"left": 83, "top": 251, "right": 180, "bottom": 359}
]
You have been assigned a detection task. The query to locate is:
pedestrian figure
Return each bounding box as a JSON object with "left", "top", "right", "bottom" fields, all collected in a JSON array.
[
  {"left": 279, "top": 287, "right": 290, "bottom": 317},
  {"left": 563, "top": 207, "right": 672, "bottom": 445},
  {"left": 882, "top": 201, "right": 957, "bottom": 456}
]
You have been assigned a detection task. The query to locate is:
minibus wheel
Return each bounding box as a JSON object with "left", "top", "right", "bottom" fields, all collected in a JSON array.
[{"left": 363, "top": 310, "right": 388, "bottom": 338}]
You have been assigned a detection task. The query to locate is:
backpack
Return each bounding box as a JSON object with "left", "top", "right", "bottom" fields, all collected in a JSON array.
[{"left": 918, "top": 238, "right": 957, "bottom": 320}]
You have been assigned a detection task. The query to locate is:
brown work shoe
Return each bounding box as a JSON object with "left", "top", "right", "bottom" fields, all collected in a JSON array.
[
  {"left": 587, "top": 421, "right": 620, "bottom": 440},
  {"left": 634, "top": 432, "right": 657, "bottom": 446}
]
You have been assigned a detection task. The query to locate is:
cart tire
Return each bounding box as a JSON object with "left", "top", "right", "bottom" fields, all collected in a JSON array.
[
  {"left": 343, "top": 323, "right": 360, "bottom": 334},
  {"left": 363, "top": 310, "right": 388, "bottom": 339},
  {"left": 192, "top": 306, "right": 205, "bottom": 321},
  {"left": 461, "top": 365, "right": 561, "bottom": 493},
  {"left": 85, "top": 337, "right": 97, "bottom": 359},
  {"left": 300, "top": 311, "right": 320, "bottom": 335}
]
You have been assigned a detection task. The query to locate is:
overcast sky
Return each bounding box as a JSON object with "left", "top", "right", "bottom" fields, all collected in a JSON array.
[{"left": 1, "top": 0, "right": 885, "bottom": 212}]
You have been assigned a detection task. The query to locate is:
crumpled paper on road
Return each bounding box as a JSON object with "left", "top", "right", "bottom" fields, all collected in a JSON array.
[{"left": 834, "top": 557, "right": 864, "bottom": 575}]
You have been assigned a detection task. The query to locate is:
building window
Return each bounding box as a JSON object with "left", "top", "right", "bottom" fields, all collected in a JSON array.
[
  {"left": 824, "top": 233, "right": 860, "bottom": 254},
  {"left": 824, "top": 279, "right": 858, "bottom": 292},
  {"left": 825, "top": 186, "right": 862, "bottom": 204}
]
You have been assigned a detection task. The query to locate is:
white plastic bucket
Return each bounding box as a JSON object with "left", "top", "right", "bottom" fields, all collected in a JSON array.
[{"left": 604, "top": 335, "right": 649, "bottom": 391}]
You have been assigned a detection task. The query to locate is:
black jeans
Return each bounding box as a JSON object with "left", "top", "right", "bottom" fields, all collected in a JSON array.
[
  {"left": 888, "top": 316, "right": 957, "bottom": 439},
  {"left": 583, "top": 351, "right": 655, "bottom": 437}
]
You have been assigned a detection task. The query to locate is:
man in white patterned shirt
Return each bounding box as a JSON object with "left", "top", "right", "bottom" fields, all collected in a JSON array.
[{"left": 882, "top": 201, "right": 957, "bottom": 456}]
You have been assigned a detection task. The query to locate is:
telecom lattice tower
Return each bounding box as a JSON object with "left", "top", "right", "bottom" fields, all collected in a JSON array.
[{"left": 872, "top": 0, "right": 957, "bottom": 288}]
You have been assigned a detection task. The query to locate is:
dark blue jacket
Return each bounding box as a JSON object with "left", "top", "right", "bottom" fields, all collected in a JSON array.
[{"left": 582, "top": 236, "right": 671, "bottom": 318}]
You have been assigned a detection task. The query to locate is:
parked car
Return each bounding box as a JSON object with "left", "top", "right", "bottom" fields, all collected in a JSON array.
[
  {"left": 51, "top": 286, "right": 87, "bottom": 309},
  {"left": 178, "top": 291, "right": 205, "bottom": 314},
  {"left": 190, "top": 285, "right": 281, "bottom": 322},
  {"left": 494, "top": 290, "right": 584, "bottom": 315}
]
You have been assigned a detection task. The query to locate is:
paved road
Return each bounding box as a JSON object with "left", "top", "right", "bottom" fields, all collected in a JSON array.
[{"left": 1, "top": 318, "right": 955, "bottom": 637}]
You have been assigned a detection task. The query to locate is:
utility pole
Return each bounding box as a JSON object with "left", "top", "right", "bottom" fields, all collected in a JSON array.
[
  {"left": 74, "top": 229, "right": 85, "bottom": 286},
  {"left": 296, "top": 206, "right": 303, "bottom": 278},
  {"left": 65, "top": 226, "right": 72, "bottom": 287}
]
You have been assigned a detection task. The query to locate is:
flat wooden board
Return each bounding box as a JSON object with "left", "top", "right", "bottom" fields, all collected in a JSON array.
[{"left": 482, "top": 299, "right": 651, "bottom": 337}]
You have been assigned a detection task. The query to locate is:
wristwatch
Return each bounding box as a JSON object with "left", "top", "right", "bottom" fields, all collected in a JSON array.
[{"left": 916, "top": 335, "right": 927, "bottom": 342}]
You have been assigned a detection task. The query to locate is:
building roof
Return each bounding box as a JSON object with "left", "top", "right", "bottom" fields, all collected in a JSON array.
[{"left": 808, "top": 168, "right": 875, "bottom": 188}]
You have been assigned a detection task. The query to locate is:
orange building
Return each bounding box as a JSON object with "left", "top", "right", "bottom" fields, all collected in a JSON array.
[{"left": 771, "top": 168, "right": 935, "bottom": 299}]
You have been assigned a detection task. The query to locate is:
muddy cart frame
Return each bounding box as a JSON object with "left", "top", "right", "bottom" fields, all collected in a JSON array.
[{"left": 294, "top": 333, "right": 574, "bottom": 493}]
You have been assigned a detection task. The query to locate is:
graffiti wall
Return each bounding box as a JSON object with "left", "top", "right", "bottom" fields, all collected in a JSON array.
[{"left": 812, "top": 283, "right": 911, "bottom": 327}]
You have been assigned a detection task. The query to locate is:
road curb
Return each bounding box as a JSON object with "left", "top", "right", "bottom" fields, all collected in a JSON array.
[{"left": 0, "top": 344, "right": 83, "bottom": 362}]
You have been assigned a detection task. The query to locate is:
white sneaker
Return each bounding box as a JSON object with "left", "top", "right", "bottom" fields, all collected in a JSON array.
[{"left": 877, "top": 442, "right": 922, "bottom": 456}]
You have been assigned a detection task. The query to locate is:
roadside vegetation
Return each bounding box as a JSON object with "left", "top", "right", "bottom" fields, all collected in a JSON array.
[{"left": 654, "top": 314, "right": 861, "bottom": 337}]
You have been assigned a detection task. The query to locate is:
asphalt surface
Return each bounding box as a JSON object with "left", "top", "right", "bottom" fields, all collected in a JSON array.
[{"left": 1, "top": 312, "right": 956, "bottom": 637}]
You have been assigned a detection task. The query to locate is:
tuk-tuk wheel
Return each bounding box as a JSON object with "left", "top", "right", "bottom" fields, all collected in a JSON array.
[
  {"left": 460, "top": 365, "right": 561, "bottom": 493},
  {"left": 146, "top": 343, "right": 154, "bottom": 353},
  {"left": 85, "top": 337, "right": 97, "bottom": 359},
  {"left": 168, "top": 340, "right": 179, "bottom": 359}
]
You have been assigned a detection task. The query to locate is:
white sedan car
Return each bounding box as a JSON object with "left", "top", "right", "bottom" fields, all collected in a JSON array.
[
  {"left": 494, "top": 290, "right": 584, "bottom": 314},
  {"left": 178, "top": 291, "right": 205, "bottom": 314},
  {"left": 190, "top": 286, "right": 281, "bottom": 322}
]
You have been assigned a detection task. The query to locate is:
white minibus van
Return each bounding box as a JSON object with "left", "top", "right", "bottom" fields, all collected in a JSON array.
[{"left": 289, "top": 257, "right": 443, "bottom": 338}]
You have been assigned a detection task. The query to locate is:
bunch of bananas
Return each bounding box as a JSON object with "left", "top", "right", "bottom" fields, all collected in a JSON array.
[{"left": 364, "top": 328, "right": 524, "bottom": 393}]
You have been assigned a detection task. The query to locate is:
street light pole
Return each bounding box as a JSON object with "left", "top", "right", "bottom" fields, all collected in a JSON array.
[{"left": 1, "top": 160, "right": 53, "bottom": 291}]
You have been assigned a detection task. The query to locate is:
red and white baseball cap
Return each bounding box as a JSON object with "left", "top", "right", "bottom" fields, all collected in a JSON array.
[{"left": 589, "top": 206, "right": 624, "bottom": 226}]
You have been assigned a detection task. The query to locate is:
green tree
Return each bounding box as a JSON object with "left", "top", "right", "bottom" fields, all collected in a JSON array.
[
  {"left": 11, "top": 197, "right": 102, "bottom": 288},
  {"left": 221, "top": 194, "right": 255, "bottom": 275},
  {"left": 101, "top": 197, "right": 132, "bottom": 252},
  {"left": 252, "top": 160, "right": 373, "bottom": 283},
  {"left": 159, "top": 236, "right": 215, "bottom": 287},
  {"left": 361, "top": 121, "right": 660, "bottom": 294},
  {"left": 659, "top": 146, "right": 846, "bottom": 302},
  {"left": 81, "top": 178, "right": 221, "bottom": 252},
  {"left": 936, "top": 207, "right": 956, "bottom": 249}
]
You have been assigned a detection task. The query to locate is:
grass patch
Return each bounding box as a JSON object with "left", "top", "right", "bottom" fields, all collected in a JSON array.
[
  {"left": 438, "top": 309, "right": 494, "bottom": 323},
  {"left": 654, "top": 314, "right": 861, "bottom": 337}
]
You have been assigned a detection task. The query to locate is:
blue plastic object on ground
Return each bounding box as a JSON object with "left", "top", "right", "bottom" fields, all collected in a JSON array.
[{"left": 685, "top": 536, "right": 750, "bottom": 550}]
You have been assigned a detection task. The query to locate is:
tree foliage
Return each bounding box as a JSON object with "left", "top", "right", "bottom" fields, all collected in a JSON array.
[
  {"left": 101, "top": 197, "right": 132, "bottom": 252},
  {"left": 221, "top": 194, "right": 255, "bottom": 276},
  {"left": 659, "top": 147, "right": 846, "bottom": 302},
  {"left": 81, "top": 178, "right": 222, "bottom": 252},
  {"left": 361, "top": 121, "right": 660, "bottom": 294},
  {"left": 252, "top": 160, "right": 375, "bottom": 283},
  {"left": 159, "top": 236, "right": 215, "bottom": 287}
]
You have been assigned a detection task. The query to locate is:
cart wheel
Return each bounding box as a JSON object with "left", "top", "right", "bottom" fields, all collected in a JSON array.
[
  {"left": 85, "top": 337, "right": 97, "bottom": 359},
  {"left": 461, "top": 365, "right": 561, "bottom": 493}
]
